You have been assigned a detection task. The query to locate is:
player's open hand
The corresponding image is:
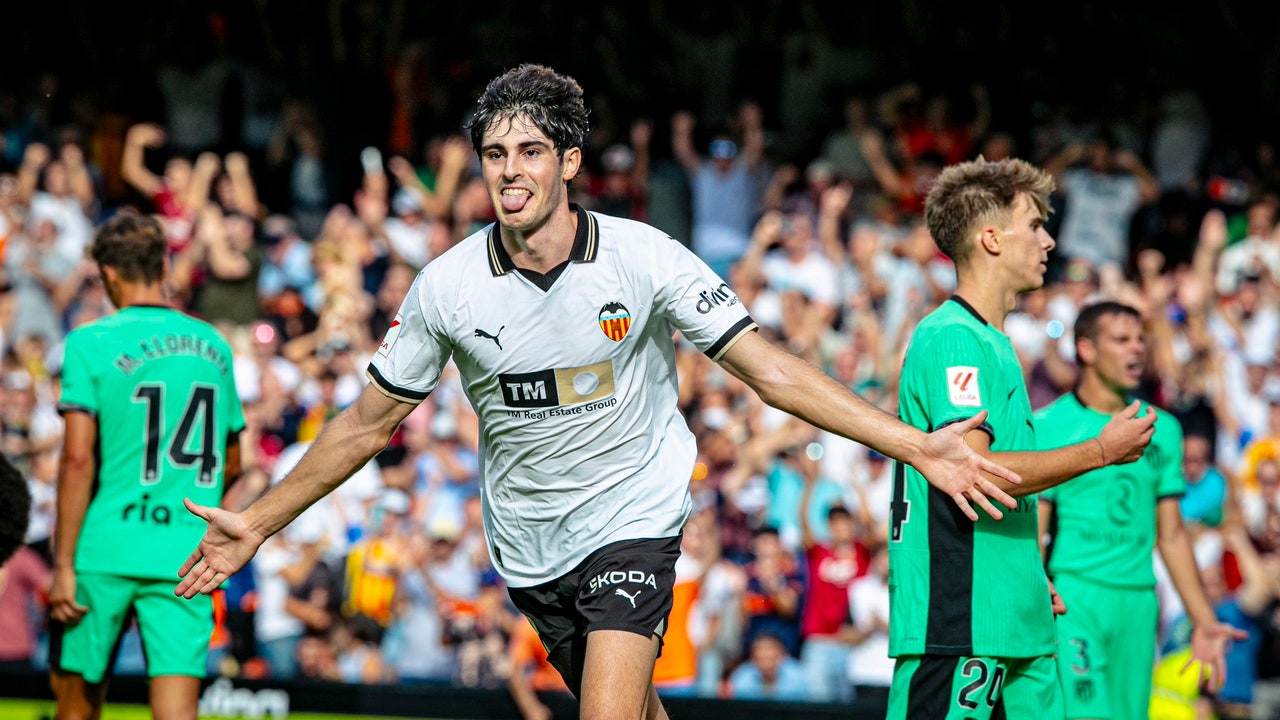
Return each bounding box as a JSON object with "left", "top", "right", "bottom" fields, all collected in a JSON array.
[
  {"left": 917, "top": 410, "right": 1022, "bottom": 522},
  {"left": 175, "top": 498, "right": 266, "bottom": 599},
  {"left": 1098, "top": 400, "right": 1156, "bottom": 466},
  {"left": 1186, "top": 621, "right": 1249, "bottom": 692}
]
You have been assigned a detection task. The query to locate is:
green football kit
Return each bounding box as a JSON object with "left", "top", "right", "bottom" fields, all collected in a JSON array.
[
  {"left": 887, "top": 297, "right": 1063, "bottom": 719},
  {"left": 1037, "top": 392, "right": 1185, "bottom": 720},
  {"left": 53, "top": 306, "right": 244, "bottom": 682}
]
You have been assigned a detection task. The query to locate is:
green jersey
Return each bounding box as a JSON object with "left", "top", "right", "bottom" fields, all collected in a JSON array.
[
  {"left": 58, "top": 306, "right": 244, "bottom": 580},
  {"left": 889, "top": 298, "right": 1055, "bottom": 658},
  {"left": 1035, "top": 394, "right": 1185, "bottom": 588}
]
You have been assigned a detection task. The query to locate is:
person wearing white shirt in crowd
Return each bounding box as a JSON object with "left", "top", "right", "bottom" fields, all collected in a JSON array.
[
  {"left": 1215, "top": 196, "right": 1280, "bottom": 297},
  {"left": 17, "top": 142, "right": 96, "bottom": 265},
  {"left": 847, "top": 545, "right": 893, "bottom": 704}
]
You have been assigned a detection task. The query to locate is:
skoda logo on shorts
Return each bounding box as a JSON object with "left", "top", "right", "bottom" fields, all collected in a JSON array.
[{"left": 599, "top": 302, "right": 631, "bottom": 342}]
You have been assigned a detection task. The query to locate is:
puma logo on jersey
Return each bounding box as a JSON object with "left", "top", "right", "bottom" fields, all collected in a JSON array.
[
  {"left": 474, "top": 326, "right": 504, "bottom": 350},
  {"left": 615, "top": 588, "right": 641, "bottom": 608}
]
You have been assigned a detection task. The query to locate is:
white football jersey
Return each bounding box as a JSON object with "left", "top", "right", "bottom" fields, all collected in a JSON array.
[{"left": 369, "top": 207, "right": 756, "bottom": 586}]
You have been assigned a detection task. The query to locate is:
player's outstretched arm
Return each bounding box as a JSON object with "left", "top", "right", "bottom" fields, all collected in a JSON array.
[
  {"left": 1156, "top": 500, "right": 1249, "bottom": 692},
  {"left": 716, "top": 331, "right": 1021, "bottom": 521},
  {"left": 968, "top": 400, "right": 1157, "bottom": 498},
  {"left": 175, "top": 383, "right": 417, "bottom": 598}
]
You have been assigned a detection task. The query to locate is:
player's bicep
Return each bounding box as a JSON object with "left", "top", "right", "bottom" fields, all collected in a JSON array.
[
  {"left": 657, "top": 235, "right": 755, "bottom": 360},
  {"left": 60, "top": 410, "right": 98, "bottom": 470},
  {"left": 1154, "top": 496, "right": 1187, "bottom": 541}
]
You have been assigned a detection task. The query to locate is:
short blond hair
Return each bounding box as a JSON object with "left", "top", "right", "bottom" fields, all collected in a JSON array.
[{"left": 924, "top": 158, "right": 1055, "bottom": 266}]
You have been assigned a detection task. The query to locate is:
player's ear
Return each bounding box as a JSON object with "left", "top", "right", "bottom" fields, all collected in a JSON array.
[
  {"left": 100, "top": 264, "right": 119, "bottom": 287},
  {"left": 561, "top": 146, "right": 582, "bottom": 182},
  {"left": 978, "top": 225, "right": 1001, "bottom": 255},
  {"left": 1076, "top": 336, "right": 1096, "bottom": 365}
]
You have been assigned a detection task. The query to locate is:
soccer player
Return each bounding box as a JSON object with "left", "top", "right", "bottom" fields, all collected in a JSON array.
[
  {"left": 50, "top": 211, "right": 244, "bottom": 720},
  {"left": 888, "top": 158, "right": 1158, "bottom": 719},
  {"left": 176, "top": 64, "right": 1021, "bottom": 720},
  {"left": 1036, "top": 300, "right": 1246, "bottom": 720}
]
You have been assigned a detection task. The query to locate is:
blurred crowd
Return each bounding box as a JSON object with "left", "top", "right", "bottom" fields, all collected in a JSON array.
[{"left": 3, "top": 8, "right": 1280, "bottom": 718}]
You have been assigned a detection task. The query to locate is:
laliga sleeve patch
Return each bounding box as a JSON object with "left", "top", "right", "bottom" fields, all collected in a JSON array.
[
  {"left": 946, "top": 366, "right": 981, "bottom": 407},
  {"left": 377, "top": 313, "right": 403, "bottom": 357}
]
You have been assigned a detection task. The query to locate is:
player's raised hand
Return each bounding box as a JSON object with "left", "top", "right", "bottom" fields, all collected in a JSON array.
[
  {"left": 1098, "top": 400, "right": 1156, "bottom": 466},
  {"left": 1186, "top": 621, "right": 1249, "bottom": 692},
  {"left": 916, "top": 410, "right": 1022, "bottom": 522},
  {"left": 175, "top": 498, "right": 266, "bottom": 599}
]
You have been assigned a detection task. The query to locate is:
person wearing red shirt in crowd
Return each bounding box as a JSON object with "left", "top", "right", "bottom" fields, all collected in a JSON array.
[
  {"left": 798, "top": 473, "right": 868, "bottom": 703},
  {"left": 120, "top": 122, "right": 219, "bottom": 252}
]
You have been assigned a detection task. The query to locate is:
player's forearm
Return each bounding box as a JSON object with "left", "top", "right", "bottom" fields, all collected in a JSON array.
[
  {"left": 773, "top": 368, "right": 924, "bottom": 465},
  {"left": 244, "top": 401, "right": 400, "bottom": 538},
  {"left": 120, "top": 141, "right": 157, "bottom": 195},
  {"left": 53, "top": 455, "right": 95, "bottom": 570},
  {"left": 1158, "top": 531, "right": 1218, "bottom": 628},
  {"left": 984, "top": 442, "right": 1106, "bottom": 497}
]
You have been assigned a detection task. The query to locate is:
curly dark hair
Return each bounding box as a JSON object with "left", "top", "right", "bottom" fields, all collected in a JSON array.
[
  {"left": 90, "top": 210, "right": 167, "bottom": 284},
  {"left": 466, "top": 64, "right": 591, "bottom": 158},
  {"left": 0, "top": 453, "right": 31, "bottom": 565}
]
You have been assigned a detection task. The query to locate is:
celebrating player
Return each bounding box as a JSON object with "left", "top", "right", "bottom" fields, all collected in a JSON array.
[{"left": 176, "top": 64, "right": 1021, "bottom": 720}]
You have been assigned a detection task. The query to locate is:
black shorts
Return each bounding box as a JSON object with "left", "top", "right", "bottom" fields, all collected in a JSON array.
[{"left": 506, "top": 535, "right": 681, "bottom": 696}]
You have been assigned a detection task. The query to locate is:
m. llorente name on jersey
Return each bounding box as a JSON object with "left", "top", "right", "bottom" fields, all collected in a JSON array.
[{"left": 113, "top": 333, "right": 232, "bottom": 377}]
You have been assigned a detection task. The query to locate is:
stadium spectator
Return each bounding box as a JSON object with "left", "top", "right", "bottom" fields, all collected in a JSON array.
[
  {"left": 796, "top": 479, "right": 867, "bottom": 703},
  {"left": 739, "top": 526, "right": 804, "bottom": 659},
  {"left": 0, "top": 542, "right": 50, "bottom": 671},
  {"left": 726, "top": 631, "right": 808, "bottom": 702},
  {"left": 507, "top": 614, "right": 571, "bottom": 720},
  {"left": 846, "top": 544, "right": 892, "bottom": 705},
  {"left": 1043, "top": 130, "right": 1160, "bottom": 276},
  {"left": 1182, "top": 432, "right": 1229, "bottom": 530},
  {"left": 671, "top": 103, "right": 768, "bottom": 279}
]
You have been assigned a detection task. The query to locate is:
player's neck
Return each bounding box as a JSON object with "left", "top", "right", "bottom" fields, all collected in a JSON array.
[
  {"left": 502, "top": 205, "right": 578, "bottom": 274},
  {"left": 110, "top": 282, "right": 169, "bottom": 310},
  {"left": 951, "top": 279, "right": 1014, "bottom": 332},
  {"left": 1074, "top": 373, "right": 1129, "bottom": 414}
]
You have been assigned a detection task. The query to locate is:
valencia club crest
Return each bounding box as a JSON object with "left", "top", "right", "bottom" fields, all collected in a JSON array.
[{"left": 598, "top": 302, "right": 631, "bottom": 342}]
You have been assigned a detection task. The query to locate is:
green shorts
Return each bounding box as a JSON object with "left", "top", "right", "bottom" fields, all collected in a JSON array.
[
  {"left": 887, "top": 653, "right": 1064, "bottom": 720},
  {"left": 49, "top": 573, "right": 212, "bottom": 683},
  {"left": 1052, "top": 573, "right": 1158, "bottom": 720}
]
